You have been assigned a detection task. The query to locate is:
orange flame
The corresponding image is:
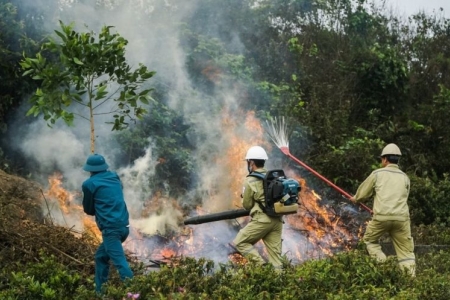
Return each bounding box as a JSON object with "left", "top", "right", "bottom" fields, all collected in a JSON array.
[
  {"left": 41, "top": 109, "right": 365, "bottom": 265},
  {"left": 44, "top": 173, "right": 101, "bottom": 240},
  {"left": 46, "top": 173, "right": 74, "bottom": 214},
  {"left": 217, "top": 109, "right": 270, "bottom": 208}
]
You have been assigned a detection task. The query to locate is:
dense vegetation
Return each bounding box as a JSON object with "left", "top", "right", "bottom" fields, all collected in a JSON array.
[
  {"left": 2, "top": 248, "right": 450, "bottom": 299},
  {"left": 1, "top": 0, "right": 450, "bottom": 298},
  {"left": 2, "top": 0, "right": 450, "bottom": 223}
]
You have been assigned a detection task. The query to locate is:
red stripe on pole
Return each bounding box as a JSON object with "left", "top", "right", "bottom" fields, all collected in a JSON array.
[{"left": 279, "top": 146, "right": 373, "bottom": 214}]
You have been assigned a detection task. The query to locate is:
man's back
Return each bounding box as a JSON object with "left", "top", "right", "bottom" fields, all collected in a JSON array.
[
  {"left": 82, "top": 171, "right": 129, "bottom": 230},
  {"left": 371, "top": 164, "right": 410, "bottom": 219}
]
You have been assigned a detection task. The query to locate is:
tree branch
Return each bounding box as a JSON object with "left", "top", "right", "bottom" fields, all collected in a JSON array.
[{"left": 93, "top": 85, "right": 122, "bottom": 110}]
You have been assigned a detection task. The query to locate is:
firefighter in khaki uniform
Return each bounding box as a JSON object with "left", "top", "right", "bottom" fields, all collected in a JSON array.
[
  {"left": 232, "top": 146, "right": 283, "bottom": 269},
  {"left": 350, "top": 143, "right": 416, "bottom": 276}
]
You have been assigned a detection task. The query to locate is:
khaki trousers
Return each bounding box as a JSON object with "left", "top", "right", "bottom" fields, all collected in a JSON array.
[
  {"left": 232, "top": 212, "right": 283, "bottom": 268},
  {"left": 363, "top": 219, "right": 416, "bottom": 276}
]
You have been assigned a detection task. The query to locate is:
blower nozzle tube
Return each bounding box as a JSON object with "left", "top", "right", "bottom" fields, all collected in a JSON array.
[{"left": 184, "top": 208, "right": 250, "bottom": 225}]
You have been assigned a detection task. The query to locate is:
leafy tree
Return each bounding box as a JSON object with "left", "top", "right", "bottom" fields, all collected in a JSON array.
[
  {"left": 0, "top": 1, "right": 42, "bottom": 130},
  {"left": 20, "top": 21, "right": 155, "bottom": 153},
  {"left": 0, "top": 2, "right": 22, "bottom": 127},
  {"left": 0, "top": 1, "right": 47, "bottom": 173}
]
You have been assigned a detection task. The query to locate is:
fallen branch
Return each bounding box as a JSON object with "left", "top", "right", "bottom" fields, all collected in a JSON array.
[{"left": 44, "top": 241, "right": 87, "bottom": 265}]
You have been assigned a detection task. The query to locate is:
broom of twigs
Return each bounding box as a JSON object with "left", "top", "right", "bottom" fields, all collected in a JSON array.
[{"left": 265, "top": 117, "right": 373, "bottom": 214}]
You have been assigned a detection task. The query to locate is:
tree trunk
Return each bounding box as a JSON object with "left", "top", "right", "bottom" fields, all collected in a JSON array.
[{"left": 90, "top": 104, "right": 95, "bottom": 154}]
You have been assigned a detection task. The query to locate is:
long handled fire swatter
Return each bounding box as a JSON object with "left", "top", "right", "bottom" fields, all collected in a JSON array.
[{"left": 265, "top": 117, "right": 373, "bottom": 214}]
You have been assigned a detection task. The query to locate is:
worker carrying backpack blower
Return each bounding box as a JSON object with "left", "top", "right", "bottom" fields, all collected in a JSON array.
[
  {"left": 248, "top": 169, "right": 300, "bottom": 217},
  {"left": 232, "top": 146, "right": 300, "bottom": 269}
]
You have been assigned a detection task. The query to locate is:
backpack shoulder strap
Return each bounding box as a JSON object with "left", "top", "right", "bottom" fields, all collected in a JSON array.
[
  {"left": 247, "top": 171, "right": 265, "bottom": 180},
  {"left": 246, "top": 171, "right": 268, "bottom": 213}
]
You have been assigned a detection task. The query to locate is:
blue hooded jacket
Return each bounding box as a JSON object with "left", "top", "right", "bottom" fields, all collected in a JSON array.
[{"left": 82, "top": 170, "right": 130, "bottom": 231}]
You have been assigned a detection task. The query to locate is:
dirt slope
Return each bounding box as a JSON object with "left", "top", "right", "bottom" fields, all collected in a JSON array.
[{"left": 0, "top": 169, "right": 96, "bottom": 274}]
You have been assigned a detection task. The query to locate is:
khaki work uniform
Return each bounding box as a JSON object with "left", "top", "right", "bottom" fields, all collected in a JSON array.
[
  {"left": 354, "top": 164, "right": 416, "bottom": 276},
  {"left": 232, "top": 168, "right": 283, "bottom": 268}
]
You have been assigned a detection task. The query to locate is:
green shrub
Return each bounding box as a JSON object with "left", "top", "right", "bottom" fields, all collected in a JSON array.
[
  {"left": 0, "top": 253, "right": 84, "bottom": 300},
  {"left": 4, "top": 247, "right": 450, "bottom": 299},
  {"left": 313, "top": 131, "right": 384, "bottom": 192},
  {"left": 413, "top": 269, "right": 450, "bottom": 300},
  {"left": 413, "top": 223, "right": 450, "bottom": 245},
  {"left": 294, "top": 250, "right": 411, "bottom": 299},
  {"left": 409, "top": 174, "right": 450, "bottom": 226}
]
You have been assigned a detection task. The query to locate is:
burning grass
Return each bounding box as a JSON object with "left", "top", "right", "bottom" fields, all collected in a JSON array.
[
  {"left": 3, "top": 170, "right": 450, "bottom": 299},
  {"left": 0, "top": 163, "right": 368, "bottom": 277}
]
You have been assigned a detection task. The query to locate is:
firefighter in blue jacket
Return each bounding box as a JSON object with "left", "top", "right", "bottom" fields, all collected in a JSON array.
[{"left": 81, "top": 154, "right": 133, "bottom": 293}]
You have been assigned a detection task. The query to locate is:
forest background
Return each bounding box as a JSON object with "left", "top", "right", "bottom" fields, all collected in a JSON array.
[
  {"left": 2, "top": 0, "right": 450, "bottom": 298},
  {"left": 2, "top": 0, "right": 450, "bottom": 226}
]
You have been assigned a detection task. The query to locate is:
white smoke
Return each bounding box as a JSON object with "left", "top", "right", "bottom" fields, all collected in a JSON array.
[
  {"left": 11, "top": 0, "right": 282, "bottom": 263},
  {"left": 15, "top": 0, "right": 254, "bottom": 200},
  {"left": 117, "top": 145, "right": 184, "bottom": 236},
  {"left": 118, "top": 146, "right": 157, "bottom": 212},
  {"left": 19, "top": 122, "right": 87, "bottom": 189},
  {"left": 131, "top": 206, "right": 182, "bottom": 236}
]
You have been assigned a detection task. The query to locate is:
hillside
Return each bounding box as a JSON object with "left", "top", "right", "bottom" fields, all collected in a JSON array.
[{"left": 0, "top": 170, "right": 96, "bottom": 275}]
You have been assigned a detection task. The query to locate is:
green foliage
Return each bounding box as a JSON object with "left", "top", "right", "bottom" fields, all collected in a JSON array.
[
  {"left": 0, "top": 253, "right": 84, "bottom": 300},
  {"left": 412, "top": 269, "right": 450, "bottom": 300},
  {"left": 0, "top": 1, "right": 24, "bottom": 120},
  {"left": 0, "top": 1, "right": 42, "bottom": 129},
  {"left": 8, "top": 247, "right": 450, "bottom": 299},
  {"left": 3, "top": 0, "right": 450, "bottom": 235},
  {"left": 256, "top": 80, "right": 302, "bottom": 119},
  {"left": 181, "top": 26, "right": 254, "bottom": 95},
  {"left": 404, "top": 84, "right": 450, "bottom": 177},
  {"left": 350, "top": 43, "right": 408, "bottom": 124},
  {"left": 115, "top": 101, "right": 195, "bottom": 195},
  {"left": 414, "top": 224, "right": 450, "bottom": 246},
  {"left": 70, "top": 253, "right": 415, "bottom": 299},
  {"left": 309, "top": 128, "right": 384, "bottom": 191},
  {"left": 295, "top": 252, "right": 411, "bottom": 299},
  {"left": 0, "top": 1, "right": 46, "bottom": 173},
  {"left": 408, "top": 174, "right": 450, "bottom": 225},
  {"left": 20, "top": 21, "right": 155, "bottom": 152},
  {"left": 178, "top": 0, "right": 450, "bottom": 228}
]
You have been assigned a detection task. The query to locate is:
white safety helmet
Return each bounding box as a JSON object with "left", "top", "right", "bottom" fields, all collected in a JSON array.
[
  {"left": 245, "top": 146, "right": 268, "bottom": 160},
  {"left": 381, "top": 143, "right": 402, "bottom": 157}
]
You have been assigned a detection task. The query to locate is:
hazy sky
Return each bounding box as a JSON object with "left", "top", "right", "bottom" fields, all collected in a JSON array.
[{"left": 383, "top": 0, "right": 450, "bottom": 18}]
